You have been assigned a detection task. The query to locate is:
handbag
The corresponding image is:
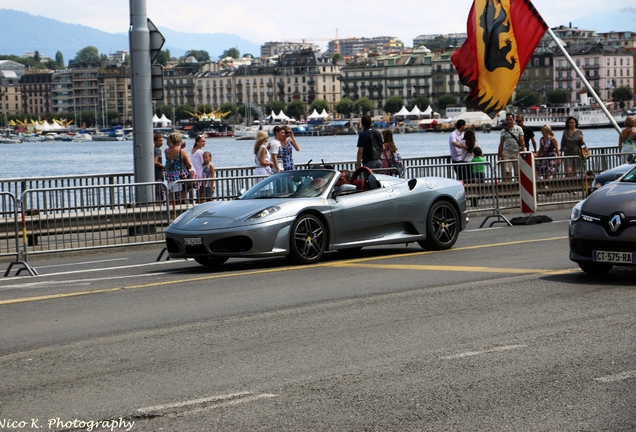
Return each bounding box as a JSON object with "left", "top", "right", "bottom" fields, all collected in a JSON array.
[
  {"left": 578, "top": 144, "right": 590, "bottom": 160},
  {"left": 177, "top": 149, "right": 197, "bottom": 191}
]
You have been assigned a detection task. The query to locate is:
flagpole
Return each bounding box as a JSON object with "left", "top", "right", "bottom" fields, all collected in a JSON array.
[{"left": 546, "top": 28, "right": 621, "bottom": 134}]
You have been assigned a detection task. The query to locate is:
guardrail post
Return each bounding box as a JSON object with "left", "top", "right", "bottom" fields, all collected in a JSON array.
[{"left": 3, "top": 196, "right": 38, "bottom": 277}]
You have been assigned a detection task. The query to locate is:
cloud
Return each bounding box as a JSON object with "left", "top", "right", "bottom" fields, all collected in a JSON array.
[{"left": 2, "top": 0, "right": 634, "bottom": 48}]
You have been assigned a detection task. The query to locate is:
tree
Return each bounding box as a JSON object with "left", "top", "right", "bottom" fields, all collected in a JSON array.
[
  {"left": 74, "top": 46, "right": 100, "bottom": 63},
  {"left": 354, "top": 97, "right": 375, "bottom": 115},
  {"left": 175, "top": 104, "right": 194, "bottom": 121},
  {"left": 513, "top": 90, "right": 540, "bottom": 107},
  {"left": 155, "top": 49, "right": 171, "bottom": 66},
  {"left": 266, "top": 100, "right": 286, "bottom": 116},
  {"left": 106, "top": 110, "right": 119, "bottom": 125},
  {"left": 220, "top": 47, "right": 240, "bottom": 60},
  {"left": 335, "top": 98, "right": 355, "bottom": 117},
  {"left": 55, "top": 51, "right": 64, "bottom": 68},
  {"left": 310, "top": 99, "right": 330, "bottom": 113},
  {"left": 33, "top": 50, "right": 41, "bottom": 62},
  {"left": 546, "top": 89, "right": 569, "bottom": 105},
  {"left": 436, "top": 94, "right": 458, "bottom": 111},
  {"left": 219, "top": 102, "right": 238, "bottom": 120},
  {"left": 383, "top": 96, "right": 404, "bottom": 114},
  {"left": 286, "top": 100, "right": 307, "bottom": 120},
  {"left": 185, "top": 50, "right": 210, "bottom": 63},
  {"left": 196, "top": 104, "right": 213, "bottom": 115},
  {"left": 154, "top": 105, "right": 174, "bottom": 119},
  {"left": 410, "top": 96, "right": 430, "bottom": 111},
  {"left": 612, "top": 86, "right": 634, "bottom": 105}
]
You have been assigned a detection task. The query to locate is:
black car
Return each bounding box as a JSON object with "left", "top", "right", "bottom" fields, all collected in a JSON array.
[
  {"left": 570, "top": 165, "right": 636, "bottom": 273},
  {"left": 590, "top": 161, "right": 636, "bottom": 193}
]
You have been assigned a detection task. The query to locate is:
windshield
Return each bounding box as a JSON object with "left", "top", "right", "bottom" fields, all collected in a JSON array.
[
  {"left": 620, "top": 166, "right": 636, "bottom": 183},
  {"left": 240, "top": 170, "right": 336, "bottom": 199}
]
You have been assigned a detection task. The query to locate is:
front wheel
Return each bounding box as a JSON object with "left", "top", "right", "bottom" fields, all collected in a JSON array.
[
  {"left": 578, "top": 262, "right": 613, "bottom": 274},
  {"left": 289, "top": 214, "right": 326, "bottom": 264},
  {"left": 194, "top": 256, "right": 229, "bottom": 268},
  {"left": 418, "top": 200, "right": 460, "bottom": 251}
]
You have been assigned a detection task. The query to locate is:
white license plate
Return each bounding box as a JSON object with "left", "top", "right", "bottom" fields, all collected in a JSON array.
[
  {"left": 184, "top": 238, "right": 202, "bottom": 245},
  {"left": 593, "top": 250, "right": 635, "bottom": 264}
]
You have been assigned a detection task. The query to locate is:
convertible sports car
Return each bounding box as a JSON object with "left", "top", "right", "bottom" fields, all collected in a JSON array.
[
  {"left": 570, "top": 164, "right": 636, "bottom": 273},
  {"left": 165, "top": 167, "right": 467, "bottom": 267}
]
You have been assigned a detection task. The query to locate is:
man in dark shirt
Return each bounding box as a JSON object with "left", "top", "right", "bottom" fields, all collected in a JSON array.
[
  {"left": 515, "top": 114, "right": 536, "bottom": 152},
  {"left": 356, "top": 115, "right": 383, "bottom": 169}
]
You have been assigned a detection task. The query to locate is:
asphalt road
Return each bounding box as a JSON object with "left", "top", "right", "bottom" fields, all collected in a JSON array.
[{"left": 1, "top": 209, "right": 635, "bottom": 431}]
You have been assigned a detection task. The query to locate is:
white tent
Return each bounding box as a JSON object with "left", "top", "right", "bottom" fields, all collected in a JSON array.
[
  {"left": 394, "top": 105, "right": 411, "bottom": 117},
  {"left": 409, "top": 105, "right": 422, "bottom": 117},
  {"left": 159, "top": 114, "right": 172, "bottom": 127},
  {"left": 35, "top": 121, "right": 50, "bottom": 131},
  {"left": 422, "top": 105, "right": 433, "bottom": 117},
  {"left": 277, "top": 110, "right": 290, "bottom": 121},
  {"left": 319, "top": 109, "right": 329, "bottom": 118},
  {"left": 152, "top": 114, "right": 160, "bottom": 125},
  {"left": 307, "top": 109, "right": 321, "bottom": 119}
]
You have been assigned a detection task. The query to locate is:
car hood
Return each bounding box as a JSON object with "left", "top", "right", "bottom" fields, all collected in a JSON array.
[
  {"left": 169, "top": 199, "right": 293, "bottom": 231},
  {"left": 582, "top": 182, "right": 636, "bottom": 216}
]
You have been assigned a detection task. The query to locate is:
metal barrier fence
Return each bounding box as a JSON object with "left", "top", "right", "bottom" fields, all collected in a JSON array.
[
  {"left": 0, "top": 192, "right": 19, "bottom": 259},
  {"left": 19, "top": 182, "right": 170, "bottom": 256},
  {"left": 0, "top": 173, "right": 135, "bottom": 216}
]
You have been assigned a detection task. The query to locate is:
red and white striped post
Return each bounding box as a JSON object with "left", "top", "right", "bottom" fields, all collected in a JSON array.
[{"left": 518, "top": 151, "right": 536, "bottom": 214}]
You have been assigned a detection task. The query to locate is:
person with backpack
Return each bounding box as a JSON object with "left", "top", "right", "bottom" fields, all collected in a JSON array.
[{"left": 356, "top": 115, "right": 383, "bottom": 169}]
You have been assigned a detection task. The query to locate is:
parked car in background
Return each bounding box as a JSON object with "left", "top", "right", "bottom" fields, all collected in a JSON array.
[
  {"left": 570, "top": 165, "right": 636, "bottom": 273},
  {"left": 165, "top": 167, "right": 467, "bottom": 267},
  {"left": 590, "top": 160, "right": 636, "bottom": 193}
]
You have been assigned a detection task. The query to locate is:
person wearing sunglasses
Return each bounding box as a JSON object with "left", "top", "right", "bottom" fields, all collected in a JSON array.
[{"left": 279, "top": 126, "right": 301, "bottom": 171}]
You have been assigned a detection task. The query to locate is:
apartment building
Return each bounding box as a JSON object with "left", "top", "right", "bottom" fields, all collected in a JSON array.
[
  {"left": 327, "top": 36, "right": 403, "bottom": 56},
  {"left": 0, "top": 60, "right": 25, "bottom": 115},
  {"left": 98, "top": 65, "right": 132, "bottom": 126},
  {"left": 72, "top": 62, "right": 100, "bottom": 116},
  {"left": 20, "top": 71, "right": 52, "bottom": 117},
  {"left": 51, "top": 69, "right": 74, "bottom": 114}
]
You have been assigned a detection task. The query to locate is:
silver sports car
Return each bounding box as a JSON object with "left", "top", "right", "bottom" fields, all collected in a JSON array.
[
  {"left": 165, "top": 167, "right": 467, "bottom": 267},
  {"left": 570, "top": 164, "right": 636, "bottom": 273}
]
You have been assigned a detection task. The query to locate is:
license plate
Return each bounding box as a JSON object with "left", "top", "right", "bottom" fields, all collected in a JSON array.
[
  {"left": 593, "top": 250, "right": 635, "bottom": 264},
  {"left": 184, "top": 238, "right": 202, "bottom": 245}
]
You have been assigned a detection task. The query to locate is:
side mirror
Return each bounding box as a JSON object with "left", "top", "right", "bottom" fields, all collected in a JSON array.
[{"left": 332, "top": 184, "right": 357, "bottom": 198}]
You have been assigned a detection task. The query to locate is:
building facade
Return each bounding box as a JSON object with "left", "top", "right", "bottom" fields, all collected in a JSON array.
[
  {"left": 553, "top": 43, "right": 632, "bottom": 105},
  {"left": 51, "top": 69, "right": 74, "bottom": 115},
  {"left": 20, "top": 71, "right": 52, "bottom": 117},
  {"left": 98, "top": 65, "right": 132, "bottom": 126}
]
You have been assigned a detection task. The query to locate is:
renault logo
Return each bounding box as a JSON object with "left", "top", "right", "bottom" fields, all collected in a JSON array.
[{"left": 608, "top": 214, "right": 623, "bottom": 233}]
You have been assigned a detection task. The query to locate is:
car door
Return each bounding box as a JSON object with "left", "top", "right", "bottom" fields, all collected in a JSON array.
[{"left": 329, "top": 187, "right": 396, "bottom": 245}]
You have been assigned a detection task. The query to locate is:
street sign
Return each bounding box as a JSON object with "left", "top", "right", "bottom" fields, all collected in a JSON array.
[{"left": 147, "top": 18, "right": 165, "bottom": 63}]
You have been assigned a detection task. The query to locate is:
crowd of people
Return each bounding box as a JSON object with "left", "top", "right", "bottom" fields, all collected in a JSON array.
[{"left": 152, "top": 113, "right": 636, "bottom": 202}]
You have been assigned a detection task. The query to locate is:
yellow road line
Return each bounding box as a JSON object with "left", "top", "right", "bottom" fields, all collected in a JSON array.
[{"left": 0, "top": 236, "right": 572, "bottom": 306}]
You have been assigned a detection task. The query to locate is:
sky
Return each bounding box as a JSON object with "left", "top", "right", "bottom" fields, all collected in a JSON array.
[{"left": 2, "top": 0, "right": 635, "bottom": 48}]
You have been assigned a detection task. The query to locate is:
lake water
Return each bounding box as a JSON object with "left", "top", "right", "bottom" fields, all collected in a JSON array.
[{"left": 1, "top": 128, "right": 622, "bottom": 179}]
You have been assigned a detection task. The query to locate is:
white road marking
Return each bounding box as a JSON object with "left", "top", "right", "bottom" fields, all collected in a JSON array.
[
  {"left": 183, "top": 394, "right": 279, "bottom": 415},
  {"left": 441, "top": 344, "right": 527, "bottom": 360},
  {"left": 34, "top": 258, "right": 129, "bottom": 269},
  {"left": 137, "top": 392, "right": 253, "bottom": 413},
  {"left": 0, "top": 260, "right": 186, "bottom": 284},
  {"left": 0, "top": 273, "right": 170, "bottom": 290},
  {"left": 594, "top": 370, "right": 636, "bottom": 383}
]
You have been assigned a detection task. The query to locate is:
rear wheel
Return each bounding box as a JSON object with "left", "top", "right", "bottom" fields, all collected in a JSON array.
[
  {"left": 289, "top": 214, "right": 326, "bottom": 264},
  {"left": 194, "top": 256, "right": 229, "bottom": 268},
  {"left": 578, "top": 262, "right": 613, "bottom": 274},
  {"left": 418, "top": 200, "right": 460, "bottom": 250}
]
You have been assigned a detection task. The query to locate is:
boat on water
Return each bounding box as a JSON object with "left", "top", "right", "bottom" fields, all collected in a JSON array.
[
  {"left": 72, "top": 133, "right": 93, "bottom": 142},
  {"left": 522, "top": 105, "right": 626, "bottom": 130},
  {"left": 0, "top": 137, "right": 21, "bottom": 144}
]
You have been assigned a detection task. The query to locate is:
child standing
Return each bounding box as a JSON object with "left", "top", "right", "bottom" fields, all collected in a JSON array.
[
  {"left": 200, "top": 151, "right": 216, "bottom": 202},
  {"left": 471, "top": 146, "right": 486, "bottom": 182}
]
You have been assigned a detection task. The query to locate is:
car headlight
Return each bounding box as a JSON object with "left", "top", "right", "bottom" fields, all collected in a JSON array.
[
  {"left": 246, "top": 206, "right": 281, "bottom": 221},
  {"left": 570, "top": 200, "right": 584, "bottom": 222}
]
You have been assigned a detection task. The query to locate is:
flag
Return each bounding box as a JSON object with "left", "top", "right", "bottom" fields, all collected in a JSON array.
[{"left": 452, "top": 0, "right": 548, "bottom": 118}]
